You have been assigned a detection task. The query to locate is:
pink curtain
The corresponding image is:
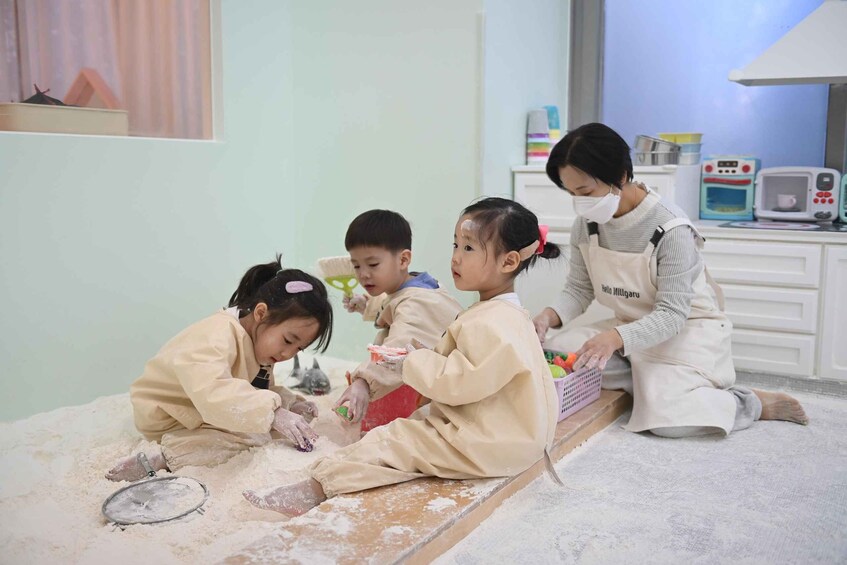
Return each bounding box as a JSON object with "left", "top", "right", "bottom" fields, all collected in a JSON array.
[
  {"left": 0, "top": 0, "right": 211, "bottom": 139},
  {"left": 0, "top": 0, "right": 22, "bottom": 104}
]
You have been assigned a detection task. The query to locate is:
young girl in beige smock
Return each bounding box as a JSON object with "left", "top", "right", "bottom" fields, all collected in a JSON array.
[{"left": 106, "top": 258, "right": 334, "bottom": 481}]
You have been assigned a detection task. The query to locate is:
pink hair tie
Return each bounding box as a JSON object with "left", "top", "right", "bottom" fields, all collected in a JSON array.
[
  {"left": 285, "top": 281, "right": 313, "bottom": 294},
  {"left": 536, "top": 224, "right": 549, "bottom": 254}
]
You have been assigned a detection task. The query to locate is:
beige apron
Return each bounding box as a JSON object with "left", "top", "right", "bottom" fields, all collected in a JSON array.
[{"left": 579, "top": 217, "right": 737, "bottom": 434}]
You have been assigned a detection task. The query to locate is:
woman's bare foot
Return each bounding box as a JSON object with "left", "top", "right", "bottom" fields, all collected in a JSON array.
[
  {"left": 105, "top": 450, "right": 168, "bottom": 481},
  {"left": 243, "top": 478, "right": 327, "bottom": 516},
  {"left": 753, "top": 389, "right": 809, "bottom": 425}
]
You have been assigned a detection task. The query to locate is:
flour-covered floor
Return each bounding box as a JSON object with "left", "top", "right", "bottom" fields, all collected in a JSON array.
[
  {"left": 2, "top": 360, "right": 844, "bottom": 564},
  {"left": 436, "top": 391, "right": 847, "bottom": 564}
]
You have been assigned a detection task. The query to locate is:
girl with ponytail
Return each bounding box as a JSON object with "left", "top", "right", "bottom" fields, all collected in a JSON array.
[{"left": 107, "top": 255, "right": 333, "bottom": 481}]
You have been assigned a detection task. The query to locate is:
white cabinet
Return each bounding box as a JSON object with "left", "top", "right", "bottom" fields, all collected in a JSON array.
[
  {"left": 819, "top": 246, "right": 847, "bottom": 380},
  {"left": 632, "top": 164, "right": 700, "bottom": 220},
  {"left": 698, "top": 227, "right": 846, "bottom": 380},
  {"left": 730, "top": 329, "right": 817, "bottom": 376},
  {"left": 721, "top": 284, "right": 818, "bottom": 333},
  {"left": 512, "top": 163, "right": 701, "bottom": 231},
  {"left": 700, "top": 241, "right": 821, "bottom": 288},
  {"left": 512, "top": 168, "right": 575, "bottom": 231}
]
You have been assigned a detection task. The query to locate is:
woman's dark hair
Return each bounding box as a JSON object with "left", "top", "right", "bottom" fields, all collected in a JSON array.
[
  {"left": 545, "top": 122, "right": 633, "bottom": 192},
  {"left": 461, "top": 197, "right": 561, "bottom": 276},
  {"left": 228, "top": 255, "right": 333, "bottom": 353},
  {"left": 345, "top": 209, "right": 412, "bottom": 252}
]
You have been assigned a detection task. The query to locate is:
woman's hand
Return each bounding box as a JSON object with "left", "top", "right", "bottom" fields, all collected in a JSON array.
[
  {"left": 572, "top": 329, "right": 624, "bottom": 371},
  {"left": 272, "top": 408, "right": 319, "bottom": 450},
  {"left": 289, "top": 400, "right": 319, "bottom": 423},
  {"left": 532, "top": 308, "right": 562, "bottom": 344},
  {"left": 342, "top": 294, "right": 368, "bottom": 314},
  {"left": 334, "top": 379, "right": 371, "bottom": 423}
]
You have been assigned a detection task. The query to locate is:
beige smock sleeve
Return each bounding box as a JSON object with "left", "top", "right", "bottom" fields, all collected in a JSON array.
[
  {"left": 171, "top": 331, "right": 281, "bottom": 434},
  {"left": 352, "top": 289, "right": 462, "bottom": 400},
  {"left": 402, "top": 312, "right": 528, "bottom": 406},
  {"left": 361, "top": 292, "right": 389, "bottom": 322},
  {"left": 269, "top": 381, "right": 307, "bottom": 410}
]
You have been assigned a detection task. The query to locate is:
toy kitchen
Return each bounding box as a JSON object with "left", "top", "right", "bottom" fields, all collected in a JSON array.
[{"left": 699, "top": 158, "right": 847, "bottom": 232}]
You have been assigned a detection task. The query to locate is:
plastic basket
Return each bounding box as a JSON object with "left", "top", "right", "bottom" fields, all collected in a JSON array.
[
  {"left": 545, "top": 350, "right": 603, "bottom": 421},
  {"left": 553, "top": 366, "right": 603, "bottom": 421}
]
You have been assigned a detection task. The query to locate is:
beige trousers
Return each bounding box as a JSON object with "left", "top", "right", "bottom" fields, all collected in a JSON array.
[
  {"left": 159, "top": 425, "right": 272, "bottom": 470},
  {"left": 308, "top": 416, "right": 482, "bottom": 498}
]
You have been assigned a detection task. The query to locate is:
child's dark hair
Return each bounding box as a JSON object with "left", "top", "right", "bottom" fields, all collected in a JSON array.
[
  {"left": 228, "top": 255, "right": 333, "bottom": 352},
  {"left": 344, "top": 209, "right": 412, "bottom": 252},
  {"left": 462, "top": 197, "right": 561, "bottom": 275},
  {"left": 546, "top": 122, "right": 633, "bottom": 192}
]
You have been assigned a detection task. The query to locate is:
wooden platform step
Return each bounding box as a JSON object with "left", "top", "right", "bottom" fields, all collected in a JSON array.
[{"left": 225, "top": 390, "right": 631, "bottom": 564}]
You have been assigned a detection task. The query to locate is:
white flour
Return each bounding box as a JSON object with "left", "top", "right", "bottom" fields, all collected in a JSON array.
[
  {"left": 425, "top": 497, "right": 458, "bottom": 512},
  {"left": 0, "top": 356, "right": 362, "bottom": 564}
]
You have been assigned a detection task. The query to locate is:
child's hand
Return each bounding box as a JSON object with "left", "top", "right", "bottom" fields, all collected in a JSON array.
[
  {"left": 343, "top": 294, "right": 368, "bottom": 314},
  {"left": 376, "top": 341, "right": 425, "bottom": 372},
  {"left": 334, "top": 379, "right": 370, "bottom": 423},
  {"left": 289, "top": 400, "right": 319, "bottom": 423},
  {"left": 272, "top": 408, "right": 319, "bottom": 451}
]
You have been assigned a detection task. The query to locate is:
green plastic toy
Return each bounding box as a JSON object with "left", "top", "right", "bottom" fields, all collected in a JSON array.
[
  {"left": 335, "top": 406, "right": 352, "bottom": 420},
  {"left": 548, "top": 364, "right": 567, "bottom": 379}
]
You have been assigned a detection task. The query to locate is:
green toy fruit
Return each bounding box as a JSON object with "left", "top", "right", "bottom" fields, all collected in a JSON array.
[{"left": 549, "top": 364, "right": 566, "bottom": 379}]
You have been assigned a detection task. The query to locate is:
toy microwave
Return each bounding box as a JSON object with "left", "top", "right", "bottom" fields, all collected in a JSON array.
[{"left": 754, "top": 167, "right": 841, "bottom": 222}]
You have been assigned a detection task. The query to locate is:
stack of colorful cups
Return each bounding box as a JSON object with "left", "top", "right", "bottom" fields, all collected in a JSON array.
[
  {"left": 659, "top": 132, "right": 702, "bottom": 165},
  {"left": 526, "top": 109, "right": 551, "bottom": 165}
]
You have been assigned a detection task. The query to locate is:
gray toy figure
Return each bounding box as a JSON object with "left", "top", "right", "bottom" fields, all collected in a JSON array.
[{"left": 288, "top": 355, "right": 332, "bottom": 396}]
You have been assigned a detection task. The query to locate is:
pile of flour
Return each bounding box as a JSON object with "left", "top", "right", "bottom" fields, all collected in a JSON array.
[{"left": 0, "top": 356, "right": 360, "bottom": 564}]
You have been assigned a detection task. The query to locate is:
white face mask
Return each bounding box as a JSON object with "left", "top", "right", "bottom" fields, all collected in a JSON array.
[{"left": 572, "top": 189, "right": 621, "bottom": 224}]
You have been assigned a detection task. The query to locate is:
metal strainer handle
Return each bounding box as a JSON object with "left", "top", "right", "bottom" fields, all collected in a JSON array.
[{"left": 137, "top": 453, "right": 157, "bottom": 478}]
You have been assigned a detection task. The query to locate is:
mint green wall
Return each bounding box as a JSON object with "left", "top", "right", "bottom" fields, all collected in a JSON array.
[
  {"left": 0, "top": 0, "right": 485, "bottom": 420},
  {"left": 0, "top": 0, "right": 569, "bottom": 420},
  {"left": 288, "top": 0, "right": 484, "bottom": 363},
  {"left": 482, "top": 0, "right": 569, "bottom": 198},
  {"left": 0, "top": 2, "right": 301, "bottom": 421}
]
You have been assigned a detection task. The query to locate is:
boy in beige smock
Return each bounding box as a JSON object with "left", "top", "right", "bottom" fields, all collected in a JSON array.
[{"left": 334, "top": 209, "right": 463, "bottom": 426}]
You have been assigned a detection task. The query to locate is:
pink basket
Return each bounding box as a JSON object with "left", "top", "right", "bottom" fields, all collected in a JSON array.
[{"left": 551, "top": 365, "right": 603, "bottom": 422}]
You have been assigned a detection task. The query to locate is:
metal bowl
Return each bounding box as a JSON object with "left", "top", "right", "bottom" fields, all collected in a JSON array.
[
  {"left": 633, "top": 134, "right": 681, "bottom": 154},
  {"left": 634, "top": 151, "right": 680, "bottom": 165}
]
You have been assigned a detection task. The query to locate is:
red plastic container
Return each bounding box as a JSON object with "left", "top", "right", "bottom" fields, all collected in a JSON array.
[
  {"left": 344, "top": 371, "right": 422, "bottom": 433},
  {"left": 361, "top": 384, "right": 422, "bottom": 432}
]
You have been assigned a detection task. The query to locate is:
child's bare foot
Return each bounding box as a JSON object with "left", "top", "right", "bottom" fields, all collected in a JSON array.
[
  {"left": 105, "top": 450, "right": 168, "bottom": 481},
  {"left": 753, "top": 389, "right": 809, "bottom": 425},
  {"left": 242, "top": 478, "right": 327, "bottom": 516}
]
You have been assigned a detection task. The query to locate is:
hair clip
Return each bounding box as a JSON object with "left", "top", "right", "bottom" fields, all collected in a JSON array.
[
  {"left": 536, "top": 224, "right": 549, "bottom": 254},
  {"left": 286, "top": 281, "right": 314, "bottom": 294}
]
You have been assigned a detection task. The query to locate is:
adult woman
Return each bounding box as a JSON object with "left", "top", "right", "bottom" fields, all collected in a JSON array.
[{"left": 534, "top": 122, "right": 807, "bottom": 437}]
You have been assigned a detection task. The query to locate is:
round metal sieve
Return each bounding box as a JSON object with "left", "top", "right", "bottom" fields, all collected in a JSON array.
[{"left": 102, "top": 454, "right": 209, "bottom": 526}]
